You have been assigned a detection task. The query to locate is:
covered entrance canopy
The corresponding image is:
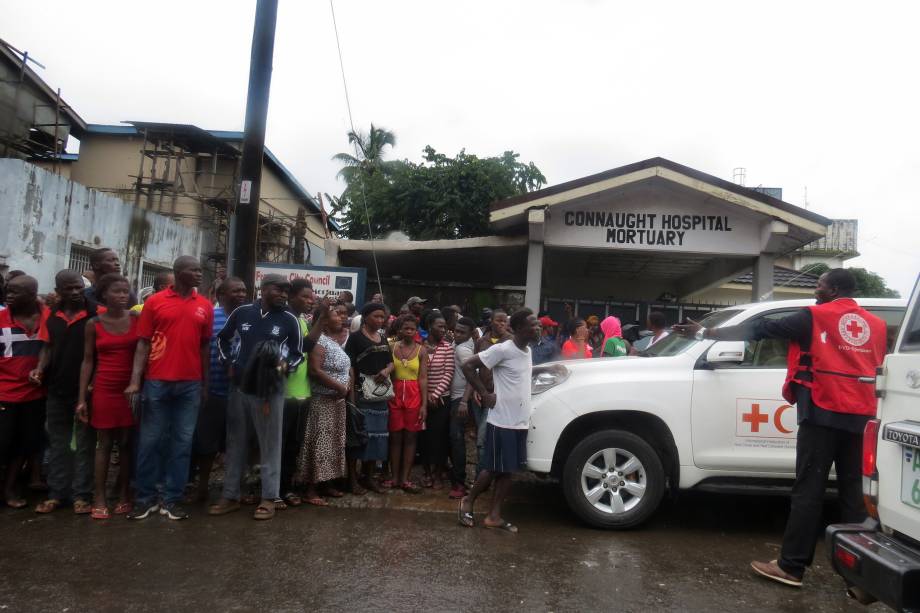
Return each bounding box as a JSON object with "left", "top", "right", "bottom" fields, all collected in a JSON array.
[
  {"left": 489, "top": 157, "right": 831, "bottom": 310},
  {"left": 329, "top": 236, "right": 530, "bottom": 311},
  {"left": 327, "top": 157, "right": 831, "bottom": 315}
]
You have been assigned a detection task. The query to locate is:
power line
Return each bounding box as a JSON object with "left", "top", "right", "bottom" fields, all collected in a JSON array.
[{"left": 329, "top": 0, "right": 383, "bottom": 296}]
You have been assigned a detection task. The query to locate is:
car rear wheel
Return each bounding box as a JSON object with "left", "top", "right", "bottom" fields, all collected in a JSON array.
[{"left": 562, "top": 429, "right": 665, "bottom": 529}]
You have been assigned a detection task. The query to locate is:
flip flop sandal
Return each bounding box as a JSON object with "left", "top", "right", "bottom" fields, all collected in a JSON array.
[
  {"left": 253, "top": 504, "right": 275, "bottom": 520},
  {"left": 114, "top": 502, "right": 133, "bottom": 515},
  {"left": 90, "top": 506, "right": 111, "bottom": 520},
  {"left": 305, "top": 497, "right": 329, "bottom": 507},
  {"left": 35, "top": 499, "right": 63, "bottom": 514},
  {"left": 273, "top": 498, "right": 288, "bottom": 510},
  {"left": 401, "top": 481, "right": 422, "bottom": 494},
  {"left": 6, "top": 498, "right": 28, "bottom": 509},
  {"left": 458, "top": 498, "right": 474, "bottom": 528},
  {"left": 73, "top": 500, "right": 92, "bottom": 515},
  {"left": 380, "top": 480, "right": 395, "bottom": 489},
  {"left": 484, "top": 521, "right": 518, "bottom": 533}
]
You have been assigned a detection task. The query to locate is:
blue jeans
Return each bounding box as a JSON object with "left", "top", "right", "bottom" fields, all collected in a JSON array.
[
  {"left": 469, "top": 399, "right": 488, "bottom": 474},
  {"left": 135, "top": 380, "right": 201, "bottom": 506}
]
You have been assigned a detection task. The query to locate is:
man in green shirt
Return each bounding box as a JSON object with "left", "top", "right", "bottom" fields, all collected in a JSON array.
[{"left": 280, "top": 278, "right": 316, "bottom": 506}]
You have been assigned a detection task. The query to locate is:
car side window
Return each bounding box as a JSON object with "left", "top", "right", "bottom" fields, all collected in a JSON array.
[
  {"left": 896, "top": 302, "right": 920, "bottom": 353},
  {"left": 735, "top": 310, "right": 798, "bottom": 369},
  {"left": 865, "top": 308, "right": 906, "bottom": 354}
]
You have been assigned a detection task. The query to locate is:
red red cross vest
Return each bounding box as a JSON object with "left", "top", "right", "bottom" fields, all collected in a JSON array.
[{"left": 782, "top": 298, "right": 887, "bottom": 416}]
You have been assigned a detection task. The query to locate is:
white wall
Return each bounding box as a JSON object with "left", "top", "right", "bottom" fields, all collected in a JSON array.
[{"left": 0, "top": 159, "right": 201, "bottom": 292}]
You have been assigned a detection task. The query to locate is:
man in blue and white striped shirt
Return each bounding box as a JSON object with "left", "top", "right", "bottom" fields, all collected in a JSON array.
[
  {"left": 192, "top": 277, "right": 247, "bottom": 503},
  {"left": 210, "top": 274, "right": 303, "bottom": 520}
]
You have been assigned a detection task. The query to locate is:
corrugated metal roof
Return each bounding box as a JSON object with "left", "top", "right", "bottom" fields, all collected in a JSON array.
[
  {"left": 125, "top": 121, "right": 241, "bottom": 157},
  {"left": 733, "top": 265, "right": 819, "bottom": 288}
]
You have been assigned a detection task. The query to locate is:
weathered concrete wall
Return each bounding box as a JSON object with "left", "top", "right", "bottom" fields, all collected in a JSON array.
[{"left": 0, "top": 158, "right": 201, "bottom": 291}]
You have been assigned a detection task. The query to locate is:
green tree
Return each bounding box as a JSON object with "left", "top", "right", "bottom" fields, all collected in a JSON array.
[
  {"left": 798, "top": 263, "right": 900, "bottom": 298},
  {"left": 848, "top": 267, "right": 901, "bottom": 298},
  {"left": 332, "top": 123, "right": 398, "bottom": 184},
  {"left": 331, "top": 144, "right": 546, "bottom": 240},
  {"left": 801, "top": 262, "right": 830, "bottom": 277}
]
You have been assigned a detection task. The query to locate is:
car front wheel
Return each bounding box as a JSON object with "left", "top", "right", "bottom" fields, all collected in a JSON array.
[{"left": 562, "top": 429, "right": 665, "bottom": 529}]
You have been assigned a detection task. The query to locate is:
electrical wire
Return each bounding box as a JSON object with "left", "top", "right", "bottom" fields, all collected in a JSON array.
[{"left": 329, "top": 0, "right": 384, "bottom": 296}]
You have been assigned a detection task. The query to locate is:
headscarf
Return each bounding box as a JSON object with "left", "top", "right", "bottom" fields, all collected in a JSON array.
[{"left": 600, "top": 316, "right": 623, "bottom": 350}]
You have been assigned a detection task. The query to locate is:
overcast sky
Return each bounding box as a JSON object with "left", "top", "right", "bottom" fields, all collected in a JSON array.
[{"left": 3, "top": 0, "right": 918, "bottom": 295}]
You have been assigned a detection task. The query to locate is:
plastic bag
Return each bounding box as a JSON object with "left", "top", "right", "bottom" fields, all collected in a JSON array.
[{"left": 240, "top": 340, "right": 285, "bottom": 400}]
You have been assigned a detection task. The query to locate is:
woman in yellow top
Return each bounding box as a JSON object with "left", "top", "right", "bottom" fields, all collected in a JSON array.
[{"left": 386, "top": 314, "right": 428, "bottom": 493}]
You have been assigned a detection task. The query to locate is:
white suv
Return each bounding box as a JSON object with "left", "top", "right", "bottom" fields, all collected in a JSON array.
[
  {"left": 827, "top": 279, "right": 920, "bottom": 611},
  {"left": 528, "top": 297, "right": 906, "bottom": 529}
]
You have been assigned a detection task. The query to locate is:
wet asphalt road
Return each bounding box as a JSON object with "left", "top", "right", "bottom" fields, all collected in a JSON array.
[{"left": 0, "top": 482, "right": 889, "bottom": 613}]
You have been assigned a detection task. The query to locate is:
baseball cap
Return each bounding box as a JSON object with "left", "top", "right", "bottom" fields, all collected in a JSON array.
[
  {"left": 539, "top": 315, "right": 559, "bottom": 327},
  {"left": 407, "top": 296, "right": 427, "bottom": 306}
]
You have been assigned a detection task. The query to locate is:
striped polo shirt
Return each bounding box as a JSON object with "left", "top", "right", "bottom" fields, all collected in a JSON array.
[
  {"left": 425, "top": 338, "right": 455, "bottom": 399},
  {"left": 209, "top": 305, "right": 231, "bottom": 397}
]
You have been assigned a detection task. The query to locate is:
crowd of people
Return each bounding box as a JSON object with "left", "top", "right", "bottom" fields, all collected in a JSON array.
[
  {"left": 1, "top": 247, "right": 882, "bottom": 585},
  {"left": 0, "top": 248, "right": 560, "bottom": 528}
]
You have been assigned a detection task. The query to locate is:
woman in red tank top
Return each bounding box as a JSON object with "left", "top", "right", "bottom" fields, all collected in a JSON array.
[{"left": 76, "top": 274, "right": 139, "bottom": 519}]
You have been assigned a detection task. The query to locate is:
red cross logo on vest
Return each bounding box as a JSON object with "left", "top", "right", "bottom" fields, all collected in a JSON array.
[{"left": 838, "top": 313, "right": 871, "bottom": 347}]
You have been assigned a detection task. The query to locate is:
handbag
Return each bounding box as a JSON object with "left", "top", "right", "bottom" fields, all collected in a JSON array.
[
  {"left": 354, "top": 343, "right": 395, "bottom": 401},
  {"left": 360, "top": 374, "right": 395, "bottom": 402},
  {"left": 345, "top": 401, "right": 369, "bottom": 448}
]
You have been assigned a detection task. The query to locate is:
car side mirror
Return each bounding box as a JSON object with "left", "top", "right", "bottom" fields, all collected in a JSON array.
[{"left": 706, "top": 341, "right": 746, "bottom": 364}]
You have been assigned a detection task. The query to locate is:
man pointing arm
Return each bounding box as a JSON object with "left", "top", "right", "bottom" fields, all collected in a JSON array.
[{"left": 674, "top": 268, "right": 888, "bottom": 588}]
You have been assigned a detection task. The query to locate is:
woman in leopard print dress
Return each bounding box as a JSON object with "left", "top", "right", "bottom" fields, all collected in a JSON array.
[{"left": 296, "top": 304, "right": 353, "bottom": 505}]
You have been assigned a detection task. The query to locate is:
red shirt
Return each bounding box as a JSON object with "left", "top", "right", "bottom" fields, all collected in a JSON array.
[
  {"left": 37, "top": 308, "right": 89, "bottom": 341},
  {"left": 137, "top": 287, "right": 213, "bottom": 382},
  {"left": 561, "top": 339, "right": 592, "bottom": 359},
  {"left": 0, "top": 305, "right": 50, "bottom": 402}
]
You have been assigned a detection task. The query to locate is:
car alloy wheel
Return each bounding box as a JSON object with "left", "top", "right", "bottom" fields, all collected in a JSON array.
[{"left": 580, "top": 447, "right": 647, "bottom": 515}]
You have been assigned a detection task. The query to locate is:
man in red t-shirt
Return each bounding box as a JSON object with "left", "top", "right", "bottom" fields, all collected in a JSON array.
[
  {"left": 0, "top": 275, "right": 48, "bottom": 508},
  {"left": 125, "top": 256, "right": 213, "bottom": 521}
]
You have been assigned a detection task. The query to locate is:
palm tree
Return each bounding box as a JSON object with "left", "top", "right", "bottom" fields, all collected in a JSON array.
[{"left": 332, "top": 123, "right": 397, "bottom": 183}]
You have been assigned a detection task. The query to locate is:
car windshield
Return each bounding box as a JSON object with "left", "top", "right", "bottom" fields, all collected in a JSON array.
[{"left": 642, "top": 309, "right": 744, "bottom": 357}]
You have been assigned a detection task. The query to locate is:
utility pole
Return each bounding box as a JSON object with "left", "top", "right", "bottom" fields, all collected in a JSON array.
[{"left": 228, "top": 0, "right": 278, "bottom": 297}]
